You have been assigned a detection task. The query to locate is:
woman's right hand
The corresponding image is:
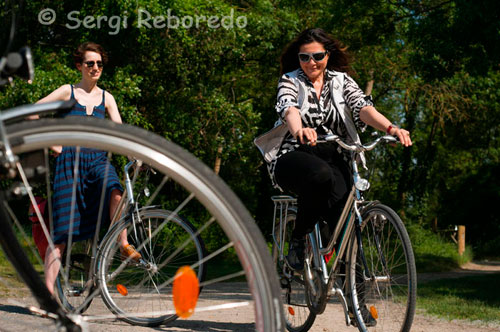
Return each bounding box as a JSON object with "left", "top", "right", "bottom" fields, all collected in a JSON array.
[{"left": 294, "top": 127, "right": 317, "bottom": 146}]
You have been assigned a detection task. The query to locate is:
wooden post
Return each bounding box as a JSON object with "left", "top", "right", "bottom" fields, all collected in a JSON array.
[
  {"left": 458, "top": 225, "right": 465, "bottom": 256},
  {"left": 432, "top": 217, "right": 438, "bottom": 233}
]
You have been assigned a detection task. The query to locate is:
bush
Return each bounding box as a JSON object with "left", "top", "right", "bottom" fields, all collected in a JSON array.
[{"left": 407, "top": 223, "right": 473, "bottom": 272}]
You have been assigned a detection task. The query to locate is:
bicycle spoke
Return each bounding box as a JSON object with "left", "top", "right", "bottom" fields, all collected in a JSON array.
[
  {"left": 64, "top": 146, "right": 81, "bottom": 289},
  {"left": 145, "top": 175, "right": 168, "bottom": 206},
  {"left": 154, "top": 241, "right": 234, "bottom": 292}
]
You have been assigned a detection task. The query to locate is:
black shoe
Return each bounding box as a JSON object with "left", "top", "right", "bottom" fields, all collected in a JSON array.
[{"left": 286, "top": 238, "right": 305, "bottom": 271}]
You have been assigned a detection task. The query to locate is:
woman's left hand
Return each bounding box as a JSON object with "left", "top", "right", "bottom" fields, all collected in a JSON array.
[{"left": 389, "top": 127, "right": 412, "bottom": 147}]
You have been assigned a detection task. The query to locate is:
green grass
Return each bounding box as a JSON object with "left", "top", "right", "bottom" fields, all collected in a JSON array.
[
  {"left": 0, "top": 248, "right": 33, "bottom": 297},
  {"left": 418, "top": 274, "right": 500, "bottom": 323},
  {"left": 0, "top": 226, "right": 46, "bottom": 297},
  {"left": 407, "top": 223, "right": 473, "bottom": 272}
]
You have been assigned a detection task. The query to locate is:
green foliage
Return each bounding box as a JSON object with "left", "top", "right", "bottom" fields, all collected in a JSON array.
[
  {"left": 1, "top": 0, "right": 499, "bottom": 257},
  {"left": 407, "top": 223, "right": 473, "bottom": 272}
]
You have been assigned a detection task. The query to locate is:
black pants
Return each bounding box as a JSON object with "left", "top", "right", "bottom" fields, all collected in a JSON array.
[{"left": 274, "top": 142, "right": 352, "bottom": 239}]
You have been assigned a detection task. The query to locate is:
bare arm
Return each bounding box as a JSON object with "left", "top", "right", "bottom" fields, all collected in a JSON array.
[
  {"left": 284, "top": 106, "right": 317, "bottom": 145},
  {"left": 29, "top": 85, "right": 71, "bottom": 153},
  {"left": 360, "top": 105, "right": 412, "bottom": 147},
  {"left": 28, "top": 84, "right": 71, "bottom": 120},
  {"left": 105, "top": 92, "right": 122, "bottom": 124}
]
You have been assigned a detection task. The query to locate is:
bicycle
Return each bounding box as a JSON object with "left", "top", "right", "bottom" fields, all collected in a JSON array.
[
  {"left": 271, "top": 134, "right": 417, "bottom": 332},
  {"left": 54, "top": 159, "right": 207, "bottom": 327},
  {"left": 0, "top": 7, "right": 284, "bottom": 331}
]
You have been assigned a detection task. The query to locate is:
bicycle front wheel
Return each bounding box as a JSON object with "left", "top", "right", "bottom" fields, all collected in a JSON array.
[
  {"left": 347, "top": 203, "right": 417, "bottom": 332},
  {"left": 4, "top": 117, "right": 283, "bottom": 331},
  {"left": 97, "top": 209, "right": 206, "bottom": 326}
]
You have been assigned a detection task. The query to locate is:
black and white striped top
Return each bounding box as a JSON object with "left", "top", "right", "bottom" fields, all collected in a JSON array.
[{"left": 268, "top": 68, "right": 373, "bottom": 189}]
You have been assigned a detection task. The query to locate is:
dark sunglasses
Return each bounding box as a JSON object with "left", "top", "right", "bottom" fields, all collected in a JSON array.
[
  {"left": 83, "top": 60, "right": 103, "bottom": 68},
  {"left": 298, "top": 51, "right": 328, "bottom": 63}
]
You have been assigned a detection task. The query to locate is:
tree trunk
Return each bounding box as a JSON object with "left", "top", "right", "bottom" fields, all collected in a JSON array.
[
  {"left": 365, "top": 70, "right": 374, "bottom": 95},
  {"left": 214, "top": 144, "right": 223, "bottom": 175}
]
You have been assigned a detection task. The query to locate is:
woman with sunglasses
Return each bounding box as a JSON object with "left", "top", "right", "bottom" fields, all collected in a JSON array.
[
  {"left": 34, "top": 42, "right": 140, "bottom": 294},
  {"left": 267, "top": 28, "right": 412, "bottom": 272}
]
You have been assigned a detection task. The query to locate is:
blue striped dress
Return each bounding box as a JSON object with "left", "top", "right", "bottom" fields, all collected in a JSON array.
[{"left": 52, "top": 85, "right": 123, "bottom": 244}]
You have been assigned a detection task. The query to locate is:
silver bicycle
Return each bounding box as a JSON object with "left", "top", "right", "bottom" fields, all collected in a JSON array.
[
  {"left": 53, "top": 159, "right": 207, "bottom": 327},
  {"left": 272, "top": 134, "right": 417, "bottom": 332}
]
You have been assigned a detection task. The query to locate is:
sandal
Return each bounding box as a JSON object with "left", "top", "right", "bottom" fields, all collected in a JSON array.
[{"left": 120, "top": 244, "right": 142, "bottom": 262}]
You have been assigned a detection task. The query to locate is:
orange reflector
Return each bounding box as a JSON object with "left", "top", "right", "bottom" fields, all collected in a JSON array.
[
  {"left": 117, "top": 284, "right": 128, "bottom": 296},
  {"left": 288, "top": 306, "right": 295, "bottom": 316},
  {"left": 370, "top": 305, "right": 378, "bottom": 319},
  {"left": 172, "top": 266, "right": 199, "bottom": 319}
]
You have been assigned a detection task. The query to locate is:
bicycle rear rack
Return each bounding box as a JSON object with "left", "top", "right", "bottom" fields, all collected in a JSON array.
[{"left": 271, "top": 195, "right": 296, "bottom": 265}]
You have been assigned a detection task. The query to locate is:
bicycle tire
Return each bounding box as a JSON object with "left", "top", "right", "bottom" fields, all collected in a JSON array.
[
  {"left": 304, "top": 261, "right": 328, "bottom": 315},
  {"left": 347, "top": 203, "right": 417, "bottom": 332},
  {"left": 97, "top": 208, "right": 206, "bottom": 326},
  {"left": 0, "top": 193, "right": 84, "bottom": 332},
  {"left": 55, "top": 245, "right": 95, "bottom": 313},
  {"left": 272, "top": 207, "right": 316, "bottom": 332},
  {"left": 3, "top": 117, "right": 284, "bottom": 331}
]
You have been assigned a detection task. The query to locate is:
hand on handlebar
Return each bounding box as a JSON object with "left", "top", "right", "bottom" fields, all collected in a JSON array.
[
  {"left": 388, "top": 127, "right": 412, "bottom": 147},
  {"left": 294, "top": 128, "right": 317, "bottom": 146}
]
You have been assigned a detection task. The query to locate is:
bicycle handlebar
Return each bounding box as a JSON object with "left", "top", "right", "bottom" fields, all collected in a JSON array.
[
  {"left": 318, "top": 134, "right": 398, "bottom": 152},
  {"left": 291, "top": 133, "right": 398, "bottom": 153},
  {"left": 0, "top": 99, "right": 76, "bottom": 123}
]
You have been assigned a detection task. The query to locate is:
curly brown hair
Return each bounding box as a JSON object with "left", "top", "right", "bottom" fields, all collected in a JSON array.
[
  {"left": 280, "top": 28, "right": 352, "bottom": 75},
  {"left": 73, "top": 42, "right": 108, "bottom": 67}
]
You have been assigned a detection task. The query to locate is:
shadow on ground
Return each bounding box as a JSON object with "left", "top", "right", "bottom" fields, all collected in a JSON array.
[{"left": 0, "top": 304, "right": 32, "bottom": 315}]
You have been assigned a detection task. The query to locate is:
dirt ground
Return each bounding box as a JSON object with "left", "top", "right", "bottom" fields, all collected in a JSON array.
[{"left": 0, "top": 261, "right": 499, "bottom": 332}]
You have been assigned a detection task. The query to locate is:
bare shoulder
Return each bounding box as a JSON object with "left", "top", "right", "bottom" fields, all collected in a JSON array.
[
  {"left": 104, "top": 90, "right": 117, "bottom": 104},
  {"left": 58, "top": 84, "right": 73, "bottom": 98},
  {"left": 103, "top": 90, "right": 122, "bottom": 123},
  {"left": 53, "top": 84, "right": 73, "bottom": 99}
]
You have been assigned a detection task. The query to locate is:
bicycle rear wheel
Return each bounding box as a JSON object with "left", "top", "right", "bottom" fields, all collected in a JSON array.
[
  {"left": 97, "top": 209, "right": 206, "bottom": 326},
  {"left": 347, "top": 203, "right": 417, "bottom": 332},
  {"left": 2, "top": 117, "right": 284, "bottom": 331},
  {"left": 55, "top": 242, "right": 95, "bottom": 313},
  {"left": 272, "top": 207, "right": 316, "bottom": 332}
]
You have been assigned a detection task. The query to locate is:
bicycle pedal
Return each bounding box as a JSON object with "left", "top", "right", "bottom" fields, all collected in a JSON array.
[{"left": 279, "top": 277, "right": 291, "bottom": 289}]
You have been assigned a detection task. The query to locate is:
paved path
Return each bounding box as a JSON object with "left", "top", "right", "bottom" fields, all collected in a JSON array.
[{"left": 0, "top": 261, "right": 499, "bottom": 331}]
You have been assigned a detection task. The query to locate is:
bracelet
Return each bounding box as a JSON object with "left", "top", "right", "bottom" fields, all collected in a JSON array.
[{"left": 386, "top": 124, "right": 398, "bottom": 134}]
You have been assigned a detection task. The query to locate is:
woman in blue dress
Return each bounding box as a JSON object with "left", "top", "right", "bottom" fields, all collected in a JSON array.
[{"left": 34, "top": 42, "right": 140, "bottom": 294}]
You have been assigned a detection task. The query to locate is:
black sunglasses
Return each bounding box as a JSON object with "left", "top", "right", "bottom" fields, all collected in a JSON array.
[
  {"left": 83, "top": 60, "right": 103, "bottom": 68},
  {"left": 298, "top": 51, "right": 328, "bottom": 63}
]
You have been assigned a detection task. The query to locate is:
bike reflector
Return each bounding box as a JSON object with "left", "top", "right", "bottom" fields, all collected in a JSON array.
[
  {"left": 117, "top": 284, "right": 128, "bottom": 296},
  {"left": 173, "top": 266, "right": 199, "bottom": 318},
  {"left": 370, "top": 305, "right": 378, "bottom": 319}
]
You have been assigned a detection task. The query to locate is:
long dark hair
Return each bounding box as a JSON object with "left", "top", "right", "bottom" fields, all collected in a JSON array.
[{"left": 280, "top": 28, "right": 351, "bottom": 75}]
